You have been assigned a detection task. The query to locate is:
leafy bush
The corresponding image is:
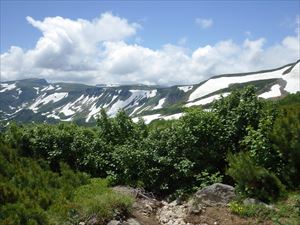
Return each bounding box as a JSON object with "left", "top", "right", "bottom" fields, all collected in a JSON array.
[
  {"left": 227, "top": 152, "right": 285, "bottom": 202},
  {"left": 49, "top": 178, "right": 133, "bottom": 225},
  {"left": 229, "top": 201, "right": 273, "bottom": 219},
  {"left": 229, "top": 192, "right": 300, "bottom": 225},
  {"left": 3, "top": 87, "right": 299, "bottom": 200},
  {"left": 0, "top": 143, "right": 88, "bottom": 225},
  {"left": 194, "top": 170, "right": 223, "bottom": 191},
  {"left": 270, "top": 104, "right": 300, "bottom": 188},
  {"left": 212, "top": 86, "right": 265, "bottom": 152},
  {"left": 0, "top": 142, "right": 133, "bottom": 225}
]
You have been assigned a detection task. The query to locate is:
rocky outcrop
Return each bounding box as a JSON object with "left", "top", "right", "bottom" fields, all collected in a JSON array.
[
  {"left": 243, "top": 198, "right": 274, "bottom": 209},
  {"left": 188, "top": 183, "right": 236, "bottom": 210},
  {"left": 107, "top": 218, "right": 141, "bottom": 225},
  {"left": 156, "top": 200, "right": 191, "bottom": 225},
  {"left": 107, "top": 220, "right": 122, "bottom": 225},
  {"left": 111, "top": 186, "right": 161, "bottom": 225},
  {"left": 106, "top": 183, "right": 237, "bottom": 225}
]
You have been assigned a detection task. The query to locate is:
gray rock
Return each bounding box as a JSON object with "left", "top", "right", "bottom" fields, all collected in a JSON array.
[
  {"left": 125, "top": 218, "right": 140, "bottom": 225},
  {"left": 86, "top": 217, "right": 99, "bottom": 225},
  {"left": 243, "top": 198, "right": 263, "bottom": 205},
  {"left": 189, "top": 183, "right": 236, "bottom": 208},
  {"left": 107, "top": 220, "right": 121, "bottom": 225},
  {"left": 243, "top": 198, "right": 274, "bottom": 209}
]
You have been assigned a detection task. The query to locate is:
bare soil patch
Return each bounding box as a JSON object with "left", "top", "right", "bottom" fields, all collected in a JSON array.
[{"left": 185, "top": 206, "right": 274, "bottom": 225}]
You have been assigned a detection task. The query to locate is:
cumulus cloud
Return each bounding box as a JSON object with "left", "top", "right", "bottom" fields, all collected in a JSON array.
[
  {"left": 195, "top": 18, "right": 213, "bottom": 28},
  {"left": 1, "top": 13, "right": 299, "bottom": 86}
]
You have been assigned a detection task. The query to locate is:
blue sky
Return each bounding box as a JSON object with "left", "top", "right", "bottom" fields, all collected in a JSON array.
[
  {"left": 1, "top": 1, "right": 299, "bottom": 85},
  {"left": 1, "top": 0, "right": 299, "bottom": 52}
]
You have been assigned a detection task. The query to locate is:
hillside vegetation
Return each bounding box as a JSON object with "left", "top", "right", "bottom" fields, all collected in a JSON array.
[{"left": 1, "top": 86, "right": 299, "bottom": 224}]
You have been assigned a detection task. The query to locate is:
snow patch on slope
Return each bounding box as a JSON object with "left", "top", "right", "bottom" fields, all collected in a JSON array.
[
  {"left": 86, "top": 102, "right": 102, "bottom": 122},
  {"left": 33, "top": 87, "right": 40, "bottom": 94},
  {"left": 107, "top": 90, "right": 157, "bottom": 116},
  {"left": 162, "top": 113, "right": 183, "bottom": 120},
  {"left": 178, "top": 86, "right": 193, "bottom": 92},
  {"left": 29, "top": 92, "right": 68, "bottom": 112},
  {"left": 188, "top": 67, "right": 288, "bottom": 102},
  {"left": 129, "top": 103, "right": 145, "bottom": 116},
  {"left": 186, "top": 93, "right": 230, "bottom": 107},
  {"left": 153, "top": 98, "right": 166, "bottom": 110},
  {"left": 59, "top": 95, "right": 86, "bottom": 116},
  {"left": 132, "top": 114, "right": 161, "bottom": 124},
  {"left": 258, "top": 84, "right": 281, "bottom": 99},
  {"left": 0, "top": 83, "right": 16, "bottom": 92},
  {"left": 60, "top": 103, "right": 76, "bottom": 116},
  {"left": 132, "top": 112, "right": 184, "bottom": 124},
  {"left": 47, "top": 114, "right": 60, "bottom": 119},
  {"left": 41, "top": 85, "right": 55, "bottom": 92},
  {"left": 103, "top": 95, "right": 118, "bottom": 108},
  {"left": 81, "top": 94, "right": 106, "bottom": 122},
  {"left": 17, "top": 88, "right": 22, "bottom": 95},
  {"left": 282, "top": 62, "right": 300, "bottom": 93}
]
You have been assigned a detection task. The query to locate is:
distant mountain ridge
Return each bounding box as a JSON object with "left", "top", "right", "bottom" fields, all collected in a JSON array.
[{"left": 1, "top": 60, "right": 299, "bottom": 124}]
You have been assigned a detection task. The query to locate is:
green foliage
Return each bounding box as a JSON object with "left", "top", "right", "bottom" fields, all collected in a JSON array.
[
  {"left": 2, "top": 88, "right": 299, "bottom": 205},
  {"left": 3, "top": 87, "right": 300, "bottom": 225},
  {"left": 0, "top": 143, "right": 90, "bottom": 225},
  {"left": 49, "top": 178, "right": 133, "bottom": 225},
  {"left": 229, "top": 201, "right": 273, "bottom": 219},
  {"left": 212, "top": 86, "right": 266, "bottom": 152},
  {"left": 240, "top": 116, "right": 281, "bottom": 173},
  {"left": 194, "top": 170, "right": 223, "bottom": 191},
  {"left": 271, "top": 192, "right": 300, "bottom": 225},
  {"left": 227, "top": 152, "right": 285, "bottom": 202},
  {"left": 277, "top": 92, "right": 300, "bottom": 107},
  {"left": 270, "top": 104, "right": 300, "bottom": 188},
  {"left": 97, "top": 109, "right": 144, "bottom": 145},
  {"left": 0, "top": 142, "right": 132, "bottom": 225},
  {"left": 229, "top": 192, "right": 300, "bottom": 225}
]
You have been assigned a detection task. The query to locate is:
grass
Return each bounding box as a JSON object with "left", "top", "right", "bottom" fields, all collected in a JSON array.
[
  {"left": 48, "top": 178, "right": 134, "bottom": 225},
  {"left": 229, "top": 191, "right": 300, "bottom": 225},
  {"left": 271, "top": 192, "right": 300, "bottom": 225}
]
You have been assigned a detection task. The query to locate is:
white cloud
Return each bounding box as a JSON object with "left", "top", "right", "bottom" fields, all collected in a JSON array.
[
  {"left": 1, "top": 13, "right": 299, "bottom": 86},
  {"left": 195, "top": 18, "right": 213, "bottom": 28}
]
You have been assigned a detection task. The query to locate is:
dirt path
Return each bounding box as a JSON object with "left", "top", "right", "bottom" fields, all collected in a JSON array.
[
  {"left": 186, "top": 207, "right": 274, "bottom": 225},
  {"left": 112, "top": 186, "right": 274, "bottom": 225},
  {"left": 131, "top": 210, "right": 160, "bottom": 225}
]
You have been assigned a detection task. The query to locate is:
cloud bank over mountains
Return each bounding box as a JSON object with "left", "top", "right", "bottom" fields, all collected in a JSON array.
[{"left": 1, "top": 12, "right": 299, "bottom": 86}]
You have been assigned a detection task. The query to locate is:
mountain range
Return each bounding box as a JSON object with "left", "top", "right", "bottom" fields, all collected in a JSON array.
[{"left": 1, "top": 60, "right": 299, "bottom": 124}]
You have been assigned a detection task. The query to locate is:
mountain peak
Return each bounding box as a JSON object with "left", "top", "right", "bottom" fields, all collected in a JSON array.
[
  {"left": 1, "top": 61, "right": 299, "bottom": 124},
  {"left": 15, "top": 78, "right": 49, "bottom": 85}
]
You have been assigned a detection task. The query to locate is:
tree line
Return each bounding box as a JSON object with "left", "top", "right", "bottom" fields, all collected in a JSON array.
[{"left": 2, "top": 86, "right": 299, "bottom": 202}]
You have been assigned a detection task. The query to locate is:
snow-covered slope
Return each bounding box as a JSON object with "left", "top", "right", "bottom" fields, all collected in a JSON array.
[
  {"left": 188, "top": 61, "right": 299, "bottom": 102},
  {"left": 1, "top": 60, "right": 299, "bottom": 124},
  {"left": 258, "top": 84, "right": 281, "bottom": 99}
]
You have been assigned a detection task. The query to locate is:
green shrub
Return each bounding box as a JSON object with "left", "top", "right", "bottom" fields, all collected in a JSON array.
[
  {"left": 0, "top": 144, "right": 90, "bottom": 225},
  {"left": 2, "top": 88, "right": 298, "bottom": 200},
  {"left": 229, "top": 192, "right": 300, "bottom": 225},
  {"left": 194, "top": 170, "right": 223, "bottom": 191},
  {"left": 49, "top": 178, "right": 133, "bottom": 224},
  {"left": 229, "top": 201, "right": 273, "bottom": 219},
  {"left": 227, "top": 152, "right": 285, "bottom": 202},
  {"left": 0, "top": 203, "right": 48, "bottom": 225},
  {"left": 270, "top": 104, "right": 300, "bottom": 188}
]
